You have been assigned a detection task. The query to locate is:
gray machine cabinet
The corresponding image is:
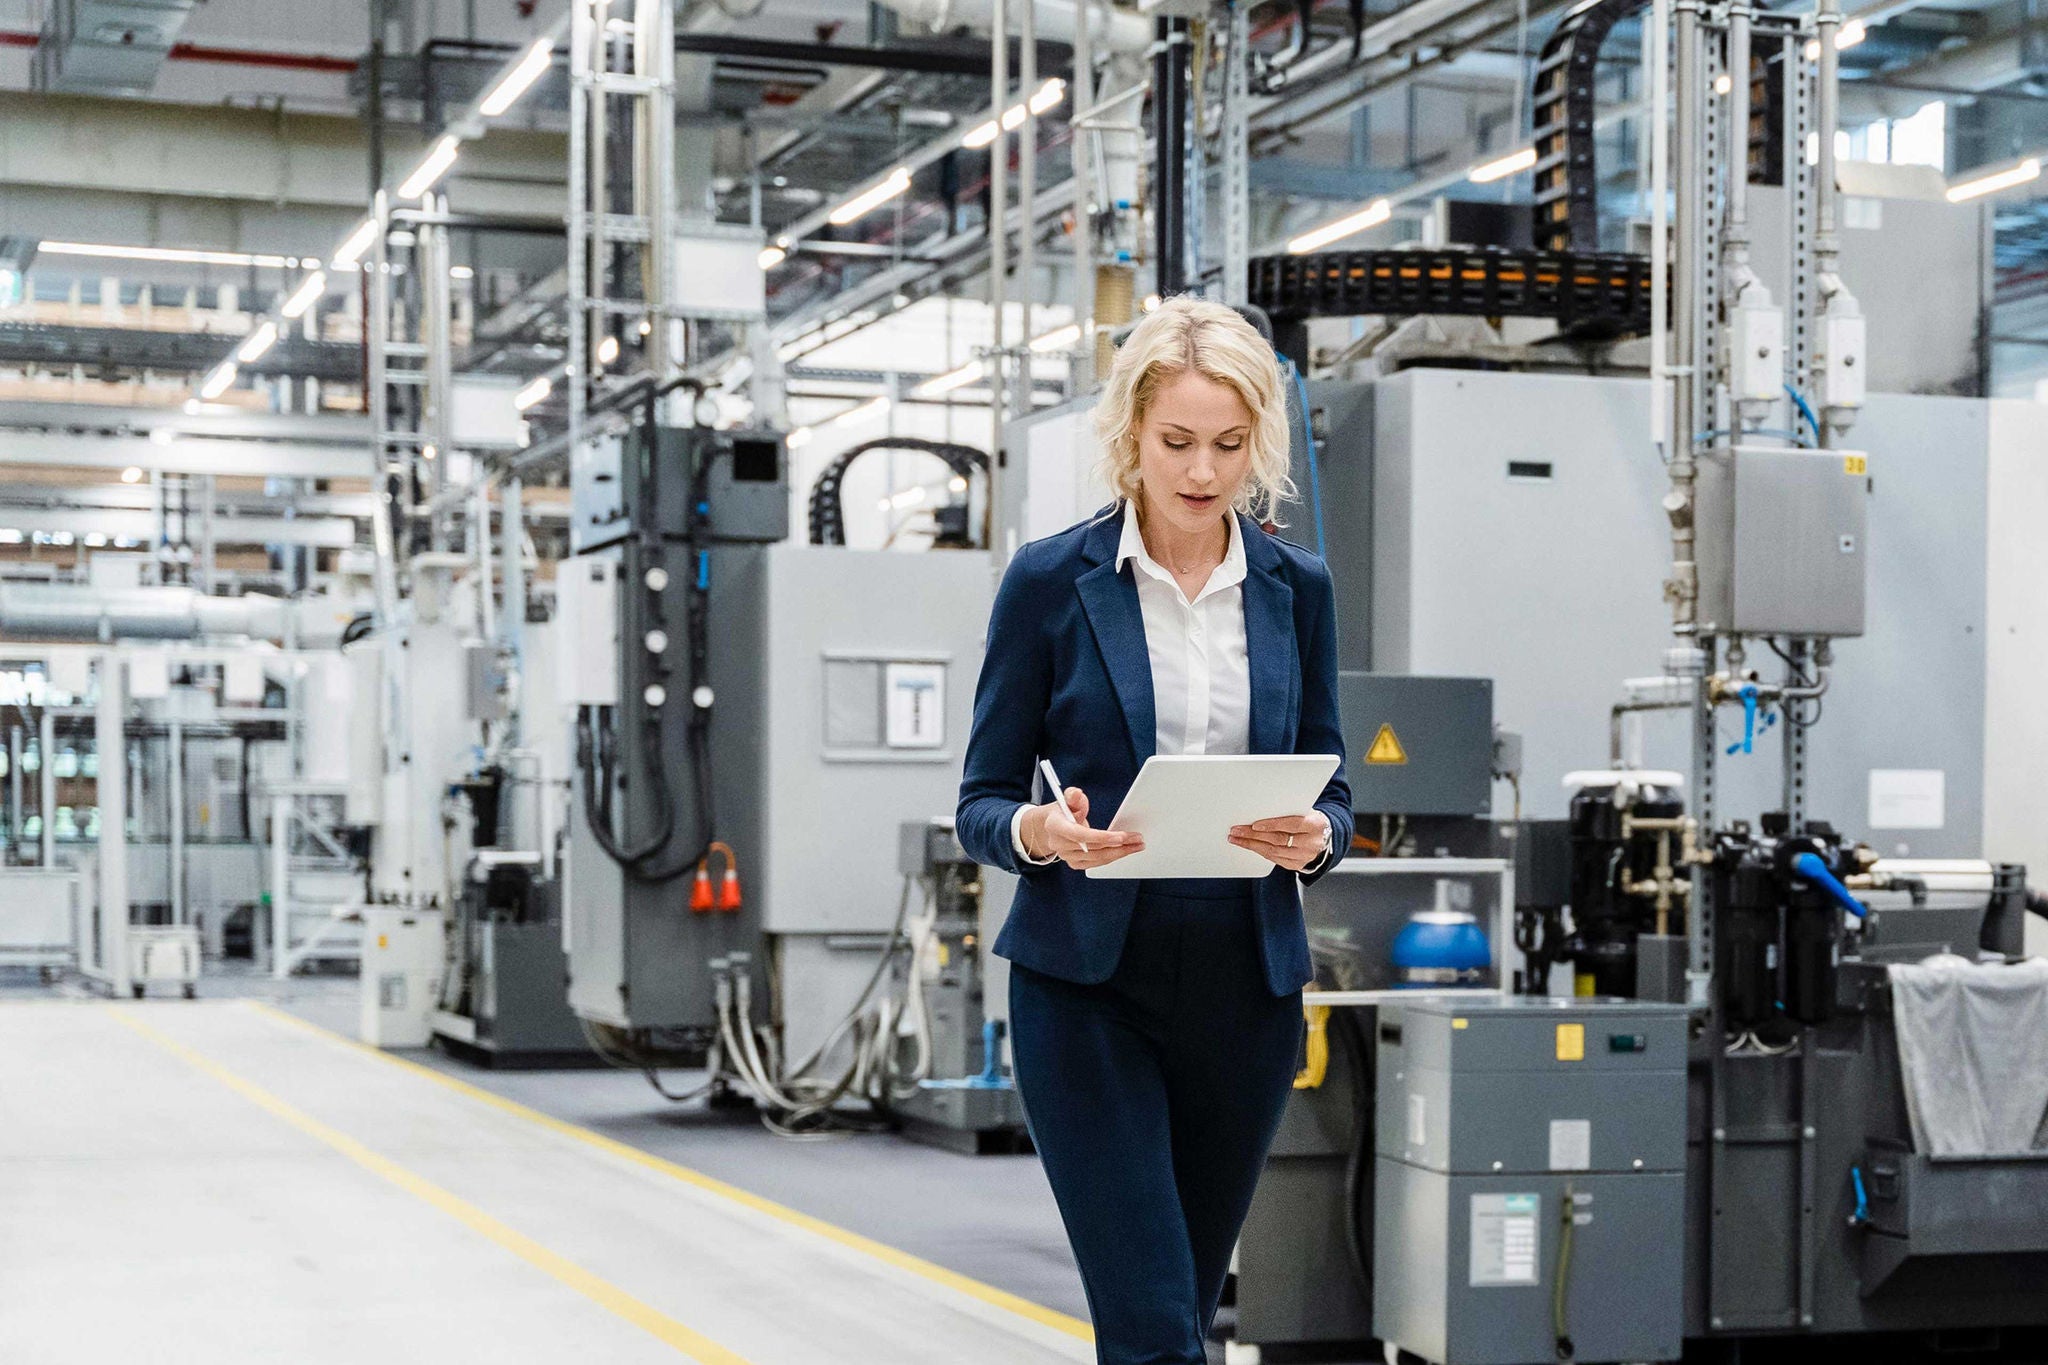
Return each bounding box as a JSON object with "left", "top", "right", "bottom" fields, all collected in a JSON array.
[
  {"left": 1374, "top": 1164, "right": 1685, "bottom": 1365},
  {"left": 1338, "top": 673, "right": 1493, "bottom": 817},
  {"left": 1695, "top": 445, "right": 1868, "bottom": 638},
  {"left": 1375, "top": 998, "right": 1688, "bottom": 1365}
]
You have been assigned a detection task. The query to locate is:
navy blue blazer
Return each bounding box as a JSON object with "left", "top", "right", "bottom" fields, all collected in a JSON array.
[{"left": 956, "top": 502, "right": 1353, "bottom": 996}]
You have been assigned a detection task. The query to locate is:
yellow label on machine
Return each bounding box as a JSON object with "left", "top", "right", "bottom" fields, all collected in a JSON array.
[
  {"left": 1556, "top": 1023, "right": 1586, "bottom": 1062},
  {"left": 1365, "top": 723, "right": 1408, "bottom": 765},
  {"left": 1843, "top": 454, "right": 1868, "bottom": 476},
  {"left": 1452, "top": 1018, "right": 1470, "bottom": 1030}
]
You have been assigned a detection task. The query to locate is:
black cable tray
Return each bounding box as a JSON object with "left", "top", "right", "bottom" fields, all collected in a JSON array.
[{"left": 1248, "top": 247, "right": 1654, "bottom": 334}]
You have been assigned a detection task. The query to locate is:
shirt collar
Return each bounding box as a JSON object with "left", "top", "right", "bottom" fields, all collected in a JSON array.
[{"left": 1115, "top": 498, "right": 1248, "bottom": 600}]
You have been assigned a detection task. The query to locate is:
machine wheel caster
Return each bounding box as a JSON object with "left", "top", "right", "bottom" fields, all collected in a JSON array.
[
  {"left": 131, "top": 984, "right": 146, "bottom": 999},
  {"left": 182, "top": 985, "right": 196, "bottom": 1000}
]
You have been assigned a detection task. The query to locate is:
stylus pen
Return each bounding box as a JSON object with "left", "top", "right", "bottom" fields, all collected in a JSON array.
[{"left": 1039, "top": 758, "right": 1083, "bottom": 833}]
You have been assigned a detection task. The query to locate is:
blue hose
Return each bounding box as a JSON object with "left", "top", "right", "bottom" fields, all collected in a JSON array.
[
  {"left": 1284, "top": 357, "right": 1328, "bottom": 560},
  {"left": 1785, "top": 385, "right": 1823, "bottom": 441},
  {"left": 1793, "top": 851, "right": 1868, "bottom": 920},
  {"left": 1850, "top": 1166, "right": 1870, "bottom": 1226}
]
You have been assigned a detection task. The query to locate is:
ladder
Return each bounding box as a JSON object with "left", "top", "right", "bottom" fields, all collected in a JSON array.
[{"left": 567, "top": 0, "right": 679, "bottom": 464}]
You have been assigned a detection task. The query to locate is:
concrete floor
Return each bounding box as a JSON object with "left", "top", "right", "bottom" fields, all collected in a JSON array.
[{"left": 0, "top": 993, "right": 1098, "bottom": 1364}]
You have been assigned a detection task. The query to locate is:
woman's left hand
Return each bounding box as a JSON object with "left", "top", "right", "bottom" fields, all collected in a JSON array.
[{"left": 1228, "top": 809, "right": 1332, "bottom": 873}]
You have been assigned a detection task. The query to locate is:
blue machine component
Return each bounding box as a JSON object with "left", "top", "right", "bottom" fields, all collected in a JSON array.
[
  {"left": 1392, "top": 910, "right": 1492, "bottom": 988},
  {"left": 1792, "top": 851, "right": 1868, "bottom": 919},
  {"left": 1850, "top": 1165, "right": 1871, "bottom": 1227}
]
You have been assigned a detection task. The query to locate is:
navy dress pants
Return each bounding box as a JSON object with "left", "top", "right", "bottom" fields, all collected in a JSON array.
[{"left": 1009, "top": 879, "right": 1305, "bottom": 1365}]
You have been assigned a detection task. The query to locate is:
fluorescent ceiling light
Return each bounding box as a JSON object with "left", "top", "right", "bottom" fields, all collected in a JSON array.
[
  {"left": 84, "top": 532, "right": 106, "bottom": 548},
  {"left": 399, "top": 136, "right": 462, "bottom": 200},
  {"left": 1805, "top": 18, "right": 1867, "bottom": 61},
  {"left": 120, "top": 466, "right": 143, "bottom": 484},
  {"left": 450, "top": 265, "right": 475, "bottom": 279},
  {"left": 480, "top": 38, "right": 554, "bottom": 117},
  {"left": 1469, "top": 147, "right": 1537, "bottom": 184},
  {"left": 827, "top": 168, "right": 913, "bottom": 226},
  {"left": 786, "top": 426, "right": 813, "bottom": 449},
  {"left": 37, "top": 241, "right": 297, "bottom": 270},
  {"left": 1946, "top": 157, "right": 2041, "bottom": 202},
  {"left": 235, "top": 320, "right": 279, "bottom": 364},
  {"left": 200, "top": 363, "right": 238, "bottom": 400},
  {"left": 914, "top": 360, "right": 986, "bottom": 397},
  {"left": 1287, "top": 199, "right": 1393, "bottom": 254},
  {"left": 831, "top": 395, "right": 891, "bottom": 427},
  {"left": 514, "top": 374, "right": 553, "bottom": 410},
  {"left": 963, "top": 79, "right": 1065, "bottom": 150},
  {"left": 1030, "top": 323, "right": 1083, "bottom": 352},
  {"left": 281, "top": 271, "right": 327, "bottom": 319},
  {"left": 330, "top": 219, "right": 378, "bottom": 271},
  {"left": 758, "top": 245, "right": 787, "bottom": 269}
]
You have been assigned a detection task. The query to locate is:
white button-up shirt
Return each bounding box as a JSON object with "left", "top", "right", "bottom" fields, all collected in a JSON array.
[{"left": 1012, "top": 500, "right": 1330, "bottom": 871}]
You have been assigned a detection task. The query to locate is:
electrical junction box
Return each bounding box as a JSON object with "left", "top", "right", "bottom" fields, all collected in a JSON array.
[
  {"left": 1336, "top": 673, "right": 1493, "bottom": 817},
  {"left": 1822, "top": 313, "right": 1868, "bottom": 410},
  {"left": 1374, "top": 997, "right": 1687, "bottom": 1365},
  {"left": 1694, "top": 444, "right": 1868, "bottom": 638},
  {"left": 554, "top": 555, "right": 619, "bottom": 708},
  {"left": 1727, "top": 298, "right": 1786, "bottom": 403},
  {"left": 359, "top": 907, "right": 444, "bottom": 1049}
]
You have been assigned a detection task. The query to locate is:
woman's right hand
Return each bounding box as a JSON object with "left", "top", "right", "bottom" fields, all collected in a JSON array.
[{"left": 1022, "top": 787, "right": 1146, "bottom": 871}]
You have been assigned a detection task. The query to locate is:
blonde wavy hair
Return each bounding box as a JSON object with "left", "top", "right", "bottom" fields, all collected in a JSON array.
[{"left": 1093, "top": 295, "right": 1296, "bottom": 524}]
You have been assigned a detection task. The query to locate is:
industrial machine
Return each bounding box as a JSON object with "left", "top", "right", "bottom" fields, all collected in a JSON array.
[
  {"left": 1226, "top": 0, "right": 2048, "bottom": 1358},
  {"left": 555, "top": 403, "right": 1018, "bottom": 1136}
]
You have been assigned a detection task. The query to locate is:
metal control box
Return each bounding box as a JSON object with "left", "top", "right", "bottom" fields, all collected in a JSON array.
[
  {"left": 1337, "top": 673, "right": 1493, "bottom": 817},
  {"left": 1695, "top": 444, "right": 1868, "bottom": 638},
  {"left": 1374, "top": 998, "right": 1688, "bottom": 1365}
]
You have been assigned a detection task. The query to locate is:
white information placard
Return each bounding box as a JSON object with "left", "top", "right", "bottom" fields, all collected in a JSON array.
[
  {"left": 884, "top": 662, "right": 945, "bottom": 749},
  {"left": 1869, "top": 769, "right": 1945, "bottom": 830}
]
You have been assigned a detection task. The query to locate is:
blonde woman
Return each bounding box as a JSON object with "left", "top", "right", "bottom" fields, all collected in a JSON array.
[{"left": 956, "top": 297, "right": 1353, "bottom": 1363}]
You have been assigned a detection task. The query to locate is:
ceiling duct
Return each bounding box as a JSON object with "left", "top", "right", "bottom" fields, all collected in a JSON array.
[{"left": 32, "top": 0, "right": 200, "bottom": 96}]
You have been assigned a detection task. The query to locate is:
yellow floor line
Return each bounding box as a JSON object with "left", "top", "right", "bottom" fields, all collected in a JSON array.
[
  {"left": 110, "top": 1009, "right": 753, "bottom": 1365},
  {"left": 243, "top": 999, "right": 1095, "bottom": 1344}
]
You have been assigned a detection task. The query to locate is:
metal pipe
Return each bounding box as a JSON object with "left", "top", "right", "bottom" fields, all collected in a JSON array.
[
  {"left": 1727, "top": 8, "right": 1751, "bottom": 242},
  {"left": 367, "top": 188, "right": 400, "bottom": 627},
  {"left": 0, "top": 585, "right": 339, "bottom": 646},
  {"left": 1668, "top": 0, "right": 1702, "bottom": 637},
  {"left": 1071, "top": 0, "right": 1097, "bottom": 394},
  {"left": 870, "top": 0, "right": 1151, "bottom": 51},
  {"left": 1017, "top": 0, "right": 1037, "bottom": 420},
  {"left": 989, "top": 0, "right": 1009, "bottom": 485}
]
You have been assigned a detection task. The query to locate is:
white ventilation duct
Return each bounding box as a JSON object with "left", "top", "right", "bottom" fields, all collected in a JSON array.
[{"left": 32, "top": 0, "right": 201, "bottom": 95}]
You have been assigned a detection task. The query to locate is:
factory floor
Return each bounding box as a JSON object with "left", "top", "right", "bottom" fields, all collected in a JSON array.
[
  {"left": 0, "top": 979, "right": 1098, "bottom": 1364},
  {"left": 1, "top": 965, "right": 1385, "bottom": 1364}
]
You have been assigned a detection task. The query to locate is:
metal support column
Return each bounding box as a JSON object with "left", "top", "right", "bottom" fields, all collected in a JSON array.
[
  {"left": 38, "top": 707, "right": 54, "bottom": 869},
  {"left": 1153, "top": 17, "right": 1189, "bottom": 297},
  {"left": 988, "top": 0, "right": 1010, "bottom": 499},
  {"left": 1221, "top": 4, "right": 1251, "bottom": 305},
  {"left": 168, "top": 718, "right": 183, "bottom": 927},
  {"left": 96, "top": 653, "right": 129, "bottom": 997},
  {"left": 1070, "top": 0, "right": 1097, "bottom": 392}
]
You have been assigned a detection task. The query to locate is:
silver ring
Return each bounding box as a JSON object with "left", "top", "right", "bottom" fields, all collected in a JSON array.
[{"left": 1288, "top": 834, "right": 1295, "bottom": 848}]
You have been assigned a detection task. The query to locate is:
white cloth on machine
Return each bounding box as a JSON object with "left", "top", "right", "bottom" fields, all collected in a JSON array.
[{"left": 1888, "top": 954, "right": 2048, "bottom": 1159}]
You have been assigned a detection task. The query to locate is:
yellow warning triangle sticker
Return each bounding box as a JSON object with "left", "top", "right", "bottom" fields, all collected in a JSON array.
[{"left": 1365, "top": 723, "right": 1408, "bottom": 765}]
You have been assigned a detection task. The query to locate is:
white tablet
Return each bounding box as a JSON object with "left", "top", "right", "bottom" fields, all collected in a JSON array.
[{"left": 1084, "top": 753, "right": 1342, "bottom": 880}]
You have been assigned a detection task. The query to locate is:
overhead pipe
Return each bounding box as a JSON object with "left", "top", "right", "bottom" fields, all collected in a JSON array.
[
  {"left": 0, "top": 585, "right": 346, "bottom": 647},
  {"left": 873, "top": 0, "right": 1152, "bottom": 53}
]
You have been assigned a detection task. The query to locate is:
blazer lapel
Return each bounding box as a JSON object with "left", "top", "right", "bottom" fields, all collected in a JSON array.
[
  {"left": 1074, "top": 507, "right": 1156, "bottom": 767},
  {"left": 1239, "top": 515, "right": 1295, "bottom": 755},
  {"left": 1076, "top": 559, "right": 1156, "bottom": 767}
]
